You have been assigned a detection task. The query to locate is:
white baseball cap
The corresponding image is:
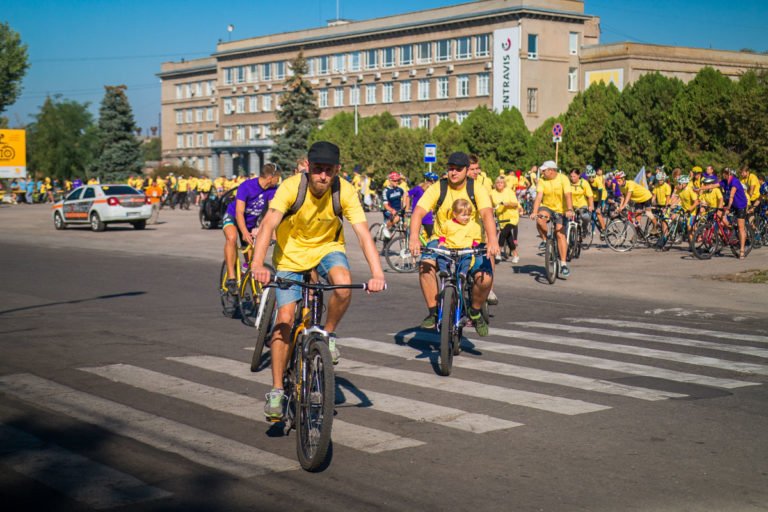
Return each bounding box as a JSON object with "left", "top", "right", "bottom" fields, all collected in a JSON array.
[{"left": 540, "top": 160, "right": 557, "bottom": 171}]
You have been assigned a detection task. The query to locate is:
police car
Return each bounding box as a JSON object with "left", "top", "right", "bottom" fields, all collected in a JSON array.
[{"left": 52, "top": 184, "right": 153, "bottom": 231}]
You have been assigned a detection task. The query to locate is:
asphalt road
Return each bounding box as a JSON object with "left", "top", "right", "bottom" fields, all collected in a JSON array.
[{"left": 1, "top": 205, "right": 767, "bottom": 511}]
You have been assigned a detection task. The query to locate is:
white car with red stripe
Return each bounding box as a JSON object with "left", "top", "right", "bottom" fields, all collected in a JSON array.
[{"left": 52, "top": 184, "right": 153, "bottom": 231}]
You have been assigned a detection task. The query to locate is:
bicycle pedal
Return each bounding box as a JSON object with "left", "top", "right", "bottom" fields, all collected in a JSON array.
[{"left": 266, "top": 416, "right": 282, "bottom": 424}]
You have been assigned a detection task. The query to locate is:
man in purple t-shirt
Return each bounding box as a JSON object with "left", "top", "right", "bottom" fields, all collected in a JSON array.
[
  {"left": 408, "top": 171, "right": 438, "bottom": 238},
  {"left": 722, "top": 167, "right": 749, "bottom": 259},
  {"left": 222, "top": 163, "right": 280, "bottom": 293}
]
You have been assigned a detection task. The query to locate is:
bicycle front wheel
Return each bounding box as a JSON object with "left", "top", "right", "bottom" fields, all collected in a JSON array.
[
  {"left": 250, "top": 286, "right": 276, "bottom": 372},
  {"left": 438, "top": 286, "right": 456, "bottom": 376},
  {"left": 238, "top": 276, "right": 261, "bottom": 327},
  {"left": 369, "top": 222, "right": 385, "bottom": 253},
  {"left": 691, "top": 221, "right": 716, "bottom": 260},
  {"left": 544, "top": 238, "right": 557, "bottom": 284},
  {"left": 605, "top": 220, "right": 636, "bottom": 252},
  {"left": 296, "top": 336, "right": 335, "bottom": 472},
  {"left": 219, "top": 261, "right": 238, "bottom": 318},
  {"left": 384, "top": 234, "right": 418, "bottom": 273}
]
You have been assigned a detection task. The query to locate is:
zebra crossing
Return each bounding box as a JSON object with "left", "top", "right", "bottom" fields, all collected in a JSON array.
[{"left": 1, "top": 318, "right": 766, "bottom": 509}]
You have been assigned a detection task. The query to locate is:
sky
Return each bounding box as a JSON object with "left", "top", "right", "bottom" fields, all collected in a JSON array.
[{"left": 4, "top": 0, "right": 768, "bottom": 132}]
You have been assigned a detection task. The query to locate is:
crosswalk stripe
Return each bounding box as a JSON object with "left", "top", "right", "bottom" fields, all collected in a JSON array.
[
  {"left": 172, "top": 355, "right": 522, "bottom": 433},
  {"left": 81, "top": 364, "right": 423, "bottom": 454},
  {"left": 0, "top": 374, "right": 301, "bottom": 477},
  {"left": 336, "top": 358, "right": 610, "bottom": 415},
  {"left": 514, "top": 322, "right": 768, "bottom": 359},
  {"left": 386, "top": 333, "right": 686, "bottom": 401},
  {"left": 397, "top": 332, "right": 753, "bottom": 389},
  {"left": 489, "top": 327, "right": 768, "bottom": 377},
  {"left": 567, "top": 318, "right": 768, "bottom": 344},
  {"left": 0, "top": 424, "right": 171, "bottom": 509}
]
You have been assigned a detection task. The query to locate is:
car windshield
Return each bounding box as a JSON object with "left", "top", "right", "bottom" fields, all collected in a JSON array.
[{"left": 100, "top": 185, "right": 140, "bottom": 195}]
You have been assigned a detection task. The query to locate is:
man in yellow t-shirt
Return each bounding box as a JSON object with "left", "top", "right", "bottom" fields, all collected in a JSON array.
[
  {"left": 652, "top": 173, "right": 672, "bottom": 207},
  {"left": 616, "top": 171, "right": 657, "bottom": 231},
  {"left": 468, "top": 154, "right": 493, "bottom": 193},
  {"left": 251, "top": 141, "right": 386, "bottom": 420},
  {"left": 531, "top": 160, "right": 574, "bottom": 277},
  {"left": 409, "top": 151, "right": 499, "bottom": 336},
  {"left": 568, "top": 168, "right": 595, "bottom": 237},
  {"left": 491, "top": 176, "right": 521, "bottom": 263},
  {"left": 739, "top": 166, "right": 761, "bottom": 209}
]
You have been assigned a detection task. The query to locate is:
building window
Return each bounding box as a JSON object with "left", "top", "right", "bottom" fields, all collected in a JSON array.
[
  {"left": 456, "top": 111, "right": 469, "bottom": 124},
  {"left": 418, "top": 115, "right": 430, "bottom": 130},
  {"left": 318, "top": 89, "right": 329, "bottom": 108},
  {"left": 175, "top": 85, "right": 183, "bottom": 99},
  {"left": 223, "top": 68, "right": 233, "bottom": 85},
  {"left": 400, "top": 81, "right": 412, "bottom": 102},
  {"left": 195, "top": 82, "right": 203, "bottom": 97},
  {"left": 365, "top": 84, "right": 376, "bottom": 104},
  {"left": 235, "top": 66, "right": 246, "bottom": 84},
  {"left": 262, "top": 95, "right": 272, "bottom": 111},
  {"left": 437, "top": 113, "right": 450, "bottom": 125},
  {"left": 477, "top": 73, "right": 490, "bottom": 96},
  {"left": 177, "top": 134, "right": 184, "bottom": 148},
  {"left": 306, "top": 58, "right": 315, "bottom": 77},
  {"left": 236, "top": 97, "right": 245, "bottom": 114},
  {"left": 436, "top": 39, "right": 451, "bottom": 62},
  {"left": 456, "top": 37, "right": 471, "bottom": 60},
  {"left": 418, "top": 79, "right": 430, "bottom": 100},
  {"left": 224, "top": 127, "right": 233, "bottom": 141},
  {"left": 247, "top": 65, "right": 258, "bottom": 82},
  {"left": 475, "top": 34, "right": 489, "bottom": 57},
  {"left": 399, "top": 45, "right": 413, "bottom": 66},
  {"left": 248, "top": 125, "right": 258, "bottom": 140},
  {"left": 349, "top": 51, "right": 361, "bottom": 72},
  {"left": 382, "top": 82, "right": 393, "bottom": 103},
  {"left": 262, "top": 63, "right": 272, "bottom": 81},
  {"left": 332, "top": 54, "right": 346, "bottom": 73},
  {"left": 365, "top": 49, "right": 378, "bottom": 70},
  {"left": 569, "top": 32, "right": 579, "bottom": 56},
  {"left": 416, "top": 42, "right": 431, "bottom": 64},
  {"left": 382, "top": 47, "right": 395, "bottom": 68},
  {"left": 205, "top": 81, "right": 213, "bottom": 96},
  {"left": 349, "top": 86, "right": 360, "bottom": 106},
  {"left": 195, "top": 108, "right": 203, "bottom": 122},
  {"left": 235, "top": 125, "right": 245, "bottom": 142},
  {"left": 318, "top": 56, "right": 329, "bottom": 75},
  {"left": 206, "top": 107, "right": 214, "bottom": 121},
  {"left": 528, "top": 34, "right": 538, "bottom": 59},
  {"left": 197, "top": 133, "right": 204, "bottom": 147},
  {"left": 437, "top": 77, "right": 449, "bottom": 99},
  {"left": 249, "top": 96, "right": 258, "bottom": 113},
  {"left": 207, "top": 132, "right": 214, "bottom": 146},
  {"left": 400, "top": 116, "right": 412, "bottom": 128},
  {"left": 175, "top": 110, "right": 183, "bottom": 124},
  {"left": 186, "top": 134, "right": 194, "bottom": 147},
  {"left": 263, "top": 125, "right": 271, "bottom": 138},
  {"left": 334, "top": 87, "right": 344, "bottom": 107},
  {"left": 275, "top": 61, "right": 286, "bottom": 80},
  {"left": 527, "top": 88, "right": 538, "bottom": 113},
  {"left": 456, "top": 75, "right": 469, "bottom": 97},
  {"left": 568, "top": 68, "right": 578, "bottom": 92}
]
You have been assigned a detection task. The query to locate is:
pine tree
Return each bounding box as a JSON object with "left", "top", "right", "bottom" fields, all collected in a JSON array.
[
  {"left": 90, "top": 85, "right": 143, "bottom": 181},
  {"left": 272, "top": 51, "right": 320, "bottom": 174}
]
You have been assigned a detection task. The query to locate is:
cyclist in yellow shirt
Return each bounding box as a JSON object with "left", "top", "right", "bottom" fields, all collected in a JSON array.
[
  {"left": 740, "top": 165, "right": 761, "bottom": 209},
  {"left": 251, "top": 141, "right": 386, "bottom": 420},
  {"left": 616, "top": 170, "right": 658, "bottom": 231},
  {"left": 491, "top": 176, "right": 521, "bottom": 263},
  {"left": 468, "top": 154, "right": 493, "bottom": 193},
  {"left": 568, "top": 168, "right": 595, "bottom": 238},
  {"left": 652, "top": 173, "right": 672, "bottom": 207},
  {"left": 531, "top": 161, "right": 574, "bottom": 277}
]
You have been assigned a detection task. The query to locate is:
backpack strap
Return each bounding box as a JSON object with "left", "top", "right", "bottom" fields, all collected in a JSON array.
[
  {"left": 435, "top": 177, "right": 478, "bottom": 213},
  {"left": 284, "top": 173, "right": 344, "bottom": 241},
  {"left": 285, "top": 173, "right": 309, "bottom": 218}
]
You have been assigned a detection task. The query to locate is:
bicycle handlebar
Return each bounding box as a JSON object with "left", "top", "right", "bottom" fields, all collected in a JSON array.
[
  {"left": 430, "top": 246, "right": 487, "bottom": 258},
  {"left": 267, "top": 277, "right": 385, "bottom": 292}
]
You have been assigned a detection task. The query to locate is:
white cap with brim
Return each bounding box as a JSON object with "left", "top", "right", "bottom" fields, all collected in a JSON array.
[{"left": 540, "top": 160, "right": 557, "bottom": 171}]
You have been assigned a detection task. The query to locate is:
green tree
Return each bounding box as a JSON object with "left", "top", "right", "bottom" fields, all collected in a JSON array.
[
  {"left": 140, "top": 137, "right": 161, "bottom": 161},
  {"left": 272, "top": 51, "right": 320, "bottom": 174},
  {"left": 431, "top": 119, "right": 468, "bottom": 171},
  {"left": 90, "top": 85, "right": 143, "bottom": 181},
  {"left": 527, "top": 116, "right": 563, "bottom": 168},
  {"left": 0, "top": 22, "right": 29, "bottom": 116},
  {"left": 26, "top": 96, "right": 99, "bottom": 180},
  {"left": 309, "top": 111, "right": 355, "bottom": 169},
  {"left": 728, "top": 69, "right": 768, "bottom": 170},
  {"left": 460, "top": 106, "right": 505, "bottom": 165},
  {"left": 561, "top": 81, "right": 620, "bottom": 170},
  {"left": 497, "top": 107, "right": 530, "bottom": 173}
]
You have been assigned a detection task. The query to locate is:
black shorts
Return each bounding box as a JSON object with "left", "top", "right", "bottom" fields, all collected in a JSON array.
[
  {"left": 732, "top": 207, "right": 747, "bottom": 220},
  {"left": 632, "top": 199, "right": 652, "bottom": 210}
]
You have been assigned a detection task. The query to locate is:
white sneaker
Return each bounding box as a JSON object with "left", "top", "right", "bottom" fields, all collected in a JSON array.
[
  {"left": 511, "top": 255, "right": 520, "bottom": 264},
  {"left": 487, "top": 290, "right": 499, "bottom": 306},
  {"left": 328, "top": 334, "right": 340, "bottom": 364},
  {"left": 382, "top": 227, "right": 392, "bottom": 239}
]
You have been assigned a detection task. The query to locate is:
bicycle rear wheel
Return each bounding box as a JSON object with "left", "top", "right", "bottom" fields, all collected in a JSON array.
[
  {"left": 250, "top": 286, "right": 276, "bottom": 372},
  {"left": 544, "top": 238, "right": 557, "bottom": 284},
  {"left": 296, "top": 336, "right": 335, "bottom": 472},
  {"left": 438, "top": 286, "right": 456, "bottom": 376},
  {"left": 691, "top": 221, "right": 716, "bottom": 260},
  {"left": 219, "top": 261, "right": 238, "bottom": 318},
  {"left": 384, "top": 234, "right": 418, "bottom": 273},
  {"left": 581, "top": 223, "right": 595, "bottom": 250},
  {"left": 369, "top": 222, "right": 386, "bottom": 253},
  {"left": 605, "top": 220, "right": 636, "bottom": 252}
]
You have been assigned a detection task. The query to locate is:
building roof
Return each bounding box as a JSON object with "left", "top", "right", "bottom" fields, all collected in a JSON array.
[
  {"left": 582, "top": 41, "right": 768, "bottom": 68},
  {"left": 157, "top": 57, "right": 217, "bottom": 79}
]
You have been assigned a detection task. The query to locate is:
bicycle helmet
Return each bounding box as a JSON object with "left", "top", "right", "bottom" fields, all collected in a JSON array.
[
  {"left": 585, "top": 167, "right": 596, "bottom": 178},
  {"left": 701, "top": 175, "right": 718, "bottom": 185},
  {"left": 424, "top": 171, "right": 439, "bottom": 182},
  {"left": 655, "top": 172, "right": 666, "bottom": 182},
  {"left": 677, "top": 175, "right": 690, "bottom": 186},
  {"left": 388, "top": 171, "right": 401, "bottom": 181},
  {"left": 726, "top": 167, "right": 738, "bottom": 176},
  {"left": 692, "top": 166, "right": 703, "bottom": 174},
  {"left": 614, "top": 170, "right": 626, "bottom": 179}
]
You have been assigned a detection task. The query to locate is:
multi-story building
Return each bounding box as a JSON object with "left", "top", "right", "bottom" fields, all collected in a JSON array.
[{"left": 158, "top": 0, "right": 768, "bottom": 176}]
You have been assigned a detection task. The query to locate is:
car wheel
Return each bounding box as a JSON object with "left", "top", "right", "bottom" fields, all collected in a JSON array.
[
  {"left": 132, "top": 220, "right": 147, "bottom": 230},
  {"left": 53, "top": 212, "right": 66, "bottom": 230},
  {"left": 199, "top": 209, "right": 212, "bottom": 229},
  {"left": 90, "top": 212, "right": 106, "bottom": 232}
]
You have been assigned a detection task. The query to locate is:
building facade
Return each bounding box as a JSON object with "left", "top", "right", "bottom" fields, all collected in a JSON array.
[{"left": 158, "top": 0, "right": 768, "bottom": 176}]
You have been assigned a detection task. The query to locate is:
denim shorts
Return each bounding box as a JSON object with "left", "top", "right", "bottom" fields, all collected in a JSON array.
[{"left": 275, "top": 251, "right": 350, "bottom": 308}]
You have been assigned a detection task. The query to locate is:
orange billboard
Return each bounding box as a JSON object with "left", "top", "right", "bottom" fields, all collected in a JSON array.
[{"left": 0, "top": 129, "right": 26, "bottom": 178}]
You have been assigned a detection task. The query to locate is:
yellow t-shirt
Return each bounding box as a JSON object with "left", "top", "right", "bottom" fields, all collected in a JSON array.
[
  {"left": 214, "top": 177, "right": 226, "bottom": 190},
  {"left": 198, "top": 178, "right": 212, "bottom": 192},
  {"left": 188, "top": 177, "right": 199, "bottom": 191},
  {"left": 699, "top": 188, "right": 723, "bottom": 208},
  {"left": 490, "top": 188, "right": 519, "bottom": 225},
  {"left": 653, "top": 183, "right": 672, "bottom": 206},
  {"left": 570, "top": 178, "right": 594, "bottom": 210},
  {"left": 678, "top": 187, "right": 698, "bottom": 213},
  {"left": 741, "top": 173, "right": 760, "bottom": 202},
  {"left": 536, "top": 173, "right": 572, "bottom": 214},
  {"left": 270, "top": 175, "right": 366, "bottom": 272},
  {"left": 439, "top": 219, "right": 480, "bottom": 249},
  {"left": 176, "top": 178, "right": 189, "bottom": 192},
  {"left": 620, "top": 180, "right": 653, "bottom": 204},
  {"left": 474, "top": 173, "right": 493, "bottom": 193},
  {"left": 418, "top": 179, "right": 493, "bottom": 244}
]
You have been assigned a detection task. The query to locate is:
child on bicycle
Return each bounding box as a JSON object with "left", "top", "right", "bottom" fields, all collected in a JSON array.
[{"left": 438, "top": 198, "right": 481, "bottom": 249}]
